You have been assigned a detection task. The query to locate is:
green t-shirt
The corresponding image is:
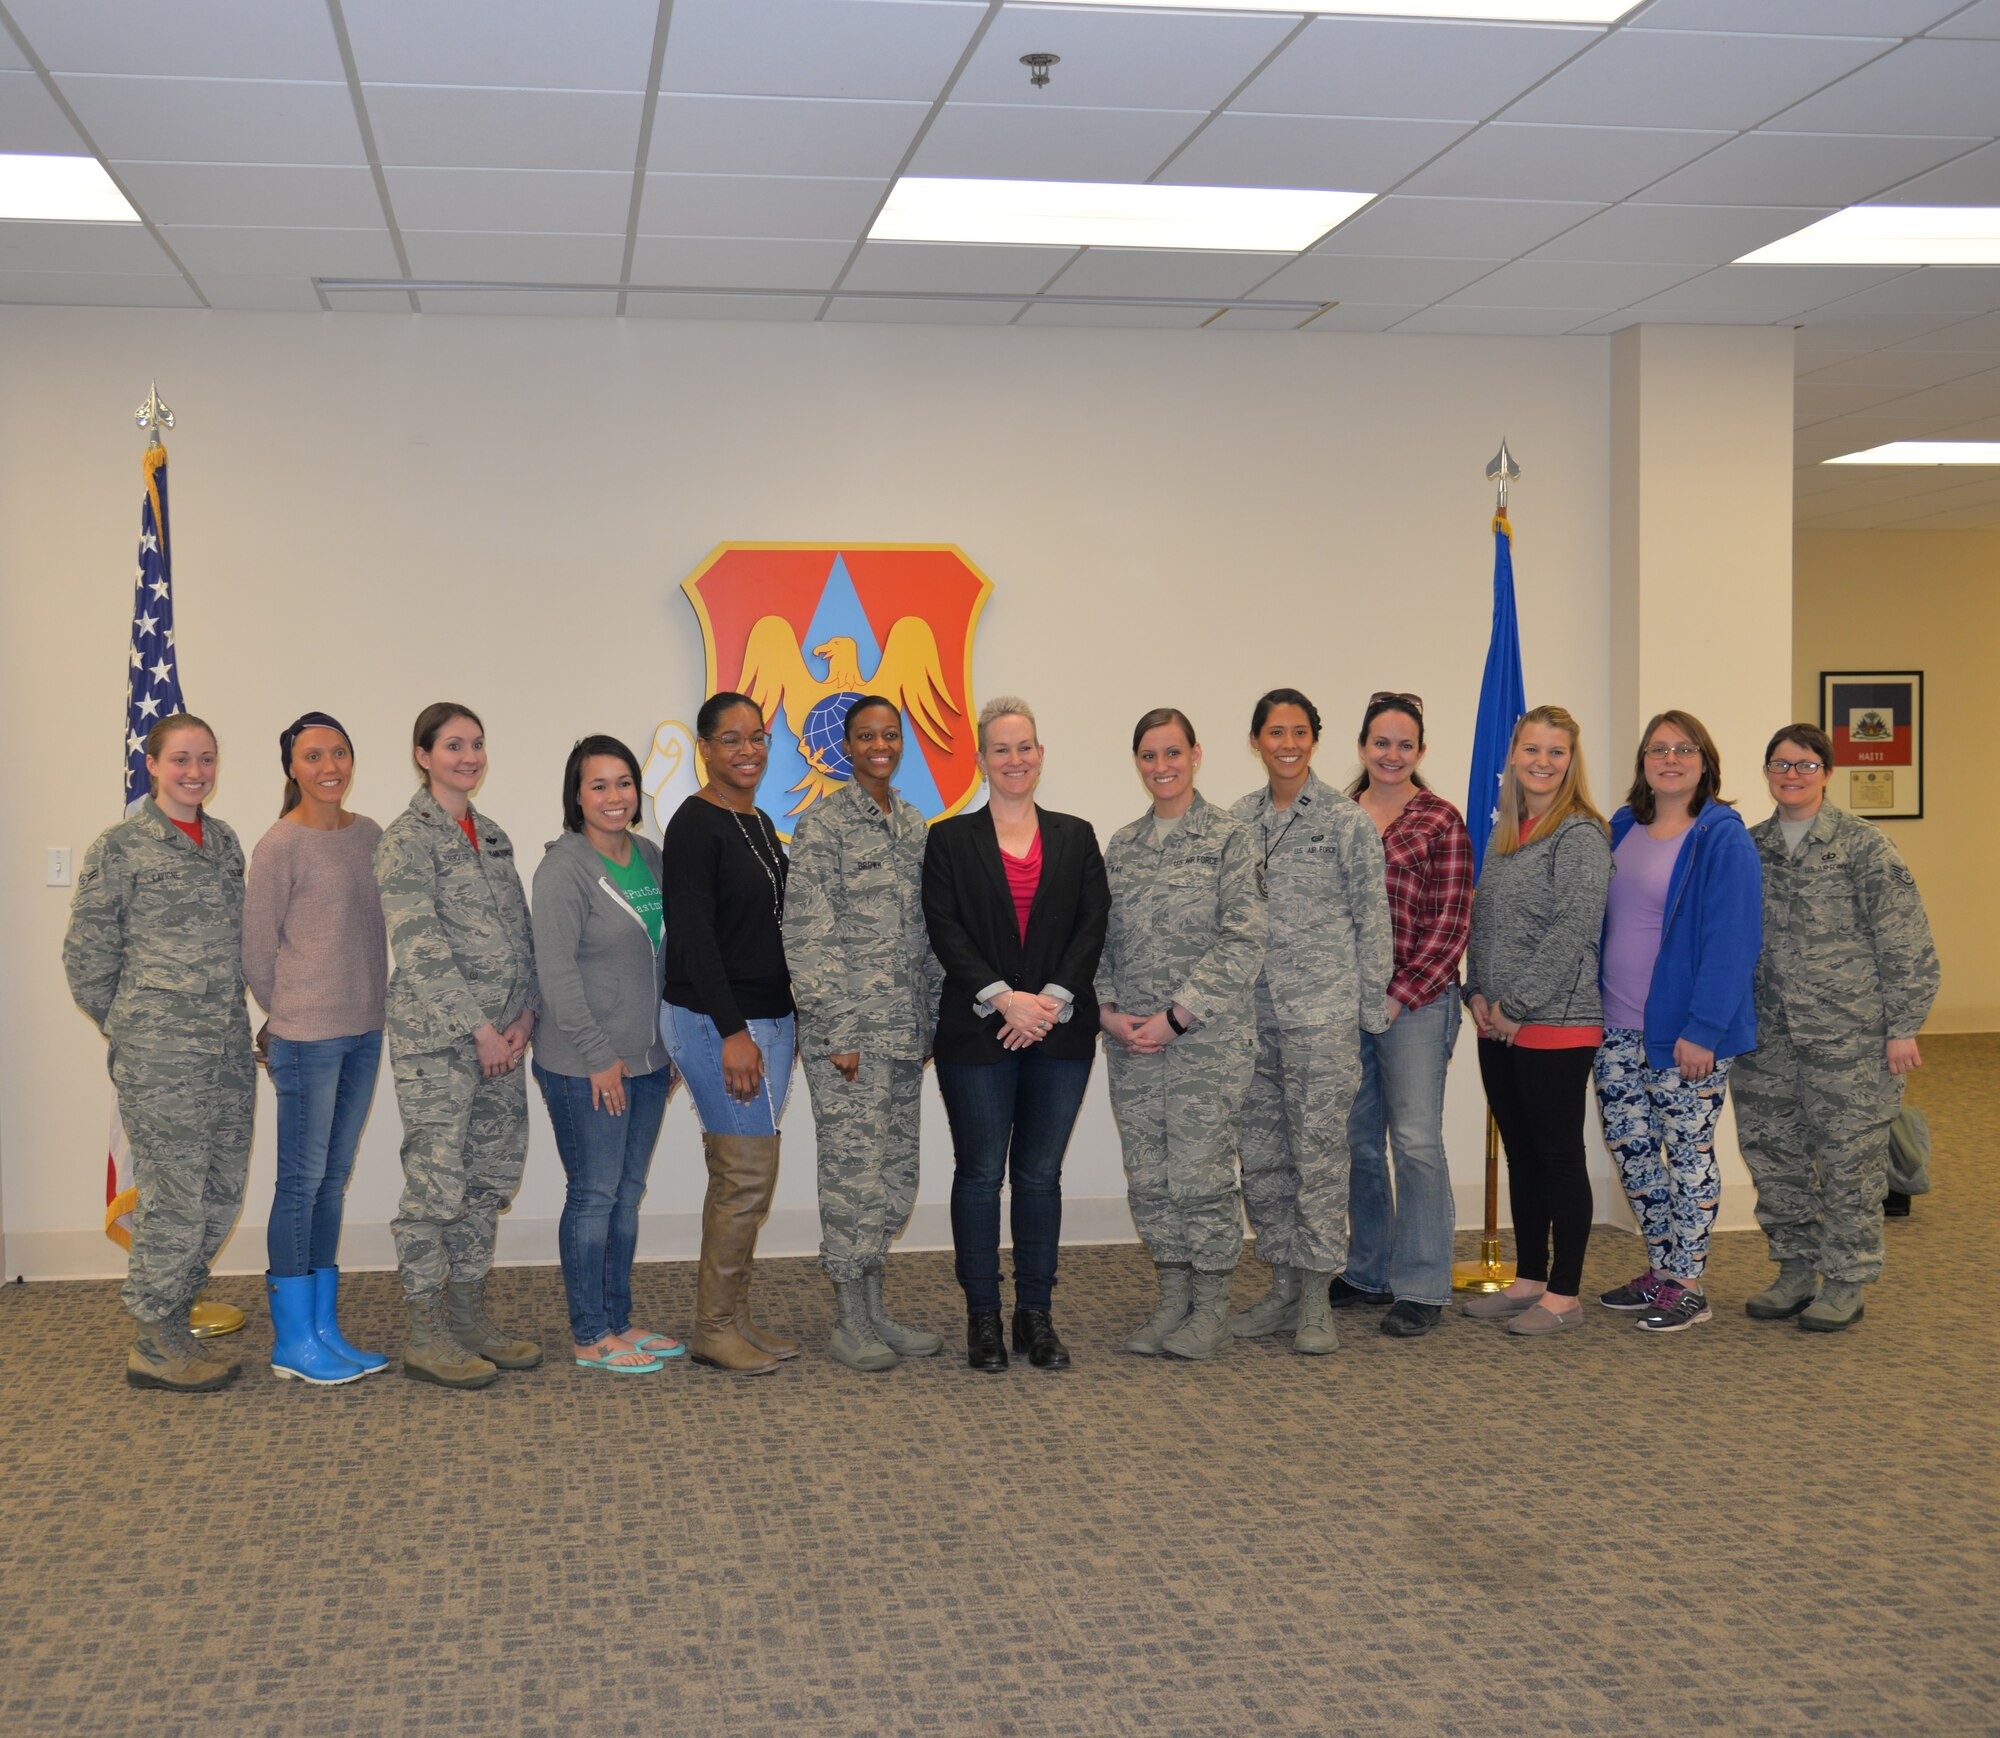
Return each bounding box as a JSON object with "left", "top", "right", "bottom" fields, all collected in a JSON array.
[{"left": 600, "top": 848, "right": 663, "bottom": 951}]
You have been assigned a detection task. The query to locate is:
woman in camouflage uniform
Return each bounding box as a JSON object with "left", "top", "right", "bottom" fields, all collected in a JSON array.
[
  {"left": 1098, "top": 708, "right": 1268, "bottom": 1361},
  {"left": 65, "top": 714, "right": 255, "bottom": 1393},
  {"left": 374, "top": 702, "right": 540, "bottom": 1389}
]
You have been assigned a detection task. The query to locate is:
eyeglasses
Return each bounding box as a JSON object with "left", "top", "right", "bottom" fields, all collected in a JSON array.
[
  {"left": 705, "top": 732, "right": 771, "bottom": 751},
  {"left": 1369, "top": 691, "right": 1423, "bottom": 714},
  {"left": 1644, "top": 743, "right": 1703, "bottom": 760},
  {"left": 1765, "top": 758, "right": 1825, "bottom": 776}
]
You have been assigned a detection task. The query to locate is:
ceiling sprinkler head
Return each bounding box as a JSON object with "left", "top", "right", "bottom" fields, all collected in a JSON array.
[{"left": 1020, "top": 52, "right": 1059, "bottom": 90}]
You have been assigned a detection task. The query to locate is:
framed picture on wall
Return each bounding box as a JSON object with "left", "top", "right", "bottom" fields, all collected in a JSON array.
[{"left": 1819, "top": 670, "right": 1923, "bottom": 821}]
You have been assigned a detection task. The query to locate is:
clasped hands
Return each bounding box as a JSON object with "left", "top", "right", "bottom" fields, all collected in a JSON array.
[
  {"left": 474, "top": 1011, "right": 535, "bottom": 1080},
  {"left": 1100, "top": 1004, "right": 1190, "bottom": 1056},
  {"left": 999, "top": 988, "right": 1065, "bottom": 1051}
]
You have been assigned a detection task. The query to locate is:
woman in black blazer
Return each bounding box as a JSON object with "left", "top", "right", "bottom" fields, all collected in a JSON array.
[{"left": 923, "top": 697, "right": 1110, "bottom": 1374}]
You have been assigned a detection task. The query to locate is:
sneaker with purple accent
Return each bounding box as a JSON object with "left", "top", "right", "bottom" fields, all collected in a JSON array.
[
  {"left": 1635, "top": 1282, "right": 1712, "bottom": 1333},
  {"left": 1599, "top": 1270, "right": 1664, "bottom": 1311}
]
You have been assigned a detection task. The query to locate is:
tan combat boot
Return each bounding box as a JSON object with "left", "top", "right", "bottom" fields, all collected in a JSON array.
[
  {"left": 1228, "top": 1262, "right": 1299, "bottom": 1338},
  {"left": 1124, "top": 1263, "right": 1193, "bottom": 1356},
  {"left": 402, "top": 1293, "right": 499, "bottom": 1390},
  {"left": 1162, "top": 1268, "right": 1236, "bottom": 1361},
  {"left": 690, "top": 1133, "right": 780, "bottom": 1373},
  {"left": 126, "top": 1317, "right": 237, "bottom": 1392},
  {"left": 444, "top": 1277, "right": 542, "bottom": 1369}
]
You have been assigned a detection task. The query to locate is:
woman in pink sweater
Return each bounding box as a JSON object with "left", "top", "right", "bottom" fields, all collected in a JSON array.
[{"left": 243, "top": 712, "right": 389, "bottom": 1384}]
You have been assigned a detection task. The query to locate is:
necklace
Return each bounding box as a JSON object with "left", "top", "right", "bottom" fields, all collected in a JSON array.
[{"left": 729, "top": 806, "right": 784, "bottom": 917}]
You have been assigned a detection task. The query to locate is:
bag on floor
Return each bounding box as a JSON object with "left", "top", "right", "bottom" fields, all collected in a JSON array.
[{"left": 1886, "top": 1106, "right": 1931, "bottom": 1197}]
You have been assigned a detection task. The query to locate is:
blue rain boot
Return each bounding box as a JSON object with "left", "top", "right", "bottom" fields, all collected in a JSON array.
[
  {"left": 311, "top": 1265, "right": 387, "bottom": 1375},
  {"left": 269, "top": 1273, "right": 365, "bottom": 1384}
]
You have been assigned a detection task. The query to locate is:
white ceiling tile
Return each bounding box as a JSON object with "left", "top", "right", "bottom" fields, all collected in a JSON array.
[
  {"left": 648, "top": 95, "right": 926, "bottom": 178},
  {"left": 323, "top": 288, "right": 414, "bottom": 311},
  {"left": 1849, "top": 373, "right": 2000, "bottom": 419},
  {"left": 0, "top": 268, "right": 201, "bottom": 307},
  {"left": 1310, "top": 195, "right": 1602, "bottom": 258},
  {"left": 341, "top": 0, "right": 660, "bottom": 90},
  {"left": 1888, "top": 311, "right": 2000, "bottom": 350},
  {"left": 58, "top": 75, "right": 364, "bottom": 165},
  {"left": 1043, "top": 249, "right": 1291, "bottom": 300},
  {"left": 1296, "top": 302, "right": 1424, "bottom": 332},
  {"left": 1799, "top": 350, "right": 1997, "bottom": 389},
  {"left": 385, "top": 167, "right": 633, "bottom": 233},
  {"left": 637, "top": 173, "right": 886, "bottom": 240},
  {"left": 1016, "top": 302, "right": 1212, "bottom": 328},
  {"left": 1924, "top": 414, "right": 2000, "bottom": 438},
  {"left": 1443, "top": 259, "right": 1704, "bottom": 307},
  {"left": 1391, "top": 305, "right": 1608, "bottom": 335},
  {"left": 663, "top": 0, "right": 985, "bottom": 101},
  {"left": 953, "top": 3, "right": 1295, "bottom": 111},
  {"left": 8, "top": 0, "right": 345, "bottom": 80},
  {"left": 418, "top": 289, "right": 619, "bottom": 315},
  {"left": 624, "top": 291, "right": 821, "bottom": 320},
  {"left": 1620, "top": 265, "right": 1909, "bottom": 319},
  {"left": 1801, "top": 270, "right": 2000, "bottom": 323},
  {"left": 1237, "top": 19, "right": 1593, "bottom": 122},
  {"left": 1395, "top": 122, "right": 1729, "bottom": 203},
  {"left": 1208, "top": 306, "right": 1316, "bottom": 330},
  {"left": 0, "top": 221, "right": 177, "bottom": 275},
  {"left": 1794, "top": 380, "right": 1919, "bottom": 421},
  {"left": 113, "top": 162, "right": 385, "bottom": 228},
  {"left": 160, "top": 225, "right": 401, "bottom": 276},
  {"left": 908, "top": 103, "right": 1203, "bottom": 183},
  {"left": 628, "top": 235, "right": 854, "bottom": 289},
  {"left": 1530, "top": 203, "right": 1834, "bottom": 264},
  {"left": 1866, "top": 140, "right": 2000, "bottom": 207},
  {"left": 365, "top": 86, "right": 645, "bottom": 172},
  {"left": 1884, "top": 502, "right": 2000, "bottom": 527},
  {"left": 1766, "top": 40, "right": 2000, "bottom": 136},
  {"left": 825, "top": 294, "right": 1023, "bottom": 324},
  {"left": 1633, "top": 0, "right": 1961, "bottom": 31},
  {"left": 1929, "top": 0, "right": 2000, "bottom": 36},
  {"left": 1633, "top": 131, "right": 1986, "bottom": 208},
  {"left": 1250, "top": 254, "right": 1504, "bottom": 304},
  {"left": 0, "top": 30, "right": 26, "bottom": 70},
  {"left": 194, "top": 272, "right": 327, "bottom": 310},
  {"left": 1507, "top": 30, "right": 1892, "bottom": 130},
  {"left": 401, "top": 230, "right": 628, "bottom": 282},
  {"left": 0, "top": 70, "right": 88, "bottom": 152},
  {"left": 840, "top": 241, "right": 1073, "bottom": 295},
  {"left": 1155, "top": 115, "right": 1469, "bottom": 194}
]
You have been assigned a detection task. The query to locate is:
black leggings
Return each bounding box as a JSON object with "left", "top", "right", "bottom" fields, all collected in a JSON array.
[{"left": 1478, "top": 1039, "right": 1596, "bottom": 1296}]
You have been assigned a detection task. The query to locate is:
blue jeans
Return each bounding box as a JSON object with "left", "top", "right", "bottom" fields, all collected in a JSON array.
[
  {"left": 661, "top": 1004, "right": 795, "bottom": 1136},
  {"left": 936, "top": 1053, "right": 1093, "bottom": 1312},
  {"left": 1344, "top": 993, "right": 1461, "bottom": 1305},
  {"left": 533, "top": 1060, "right": 673, "bottom": 1344},
  {"left": 266, "top": 1030, "right": 383, "bottom": 1277}
]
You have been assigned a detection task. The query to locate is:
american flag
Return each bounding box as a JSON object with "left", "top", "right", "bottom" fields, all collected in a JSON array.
[{"left": 125, "top": 442, "right": 185, "bottom": 806}]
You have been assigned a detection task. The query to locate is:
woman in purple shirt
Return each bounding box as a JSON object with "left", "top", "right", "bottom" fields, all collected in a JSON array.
[{"left": 1593, "top": 710, "right": 1761, "bottom": 1334}]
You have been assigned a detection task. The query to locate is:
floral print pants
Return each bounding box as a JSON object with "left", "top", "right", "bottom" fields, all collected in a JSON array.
[{"left": 1592, "top": 1027, "right": 1732, "bottom": 1282}]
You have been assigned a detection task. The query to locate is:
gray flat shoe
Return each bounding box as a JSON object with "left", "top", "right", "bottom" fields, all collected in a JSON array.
[
  {"left": 1462, "top": 1289, "right": 1540, "bottom": 1320},
  {"left": 1506, "top": 1302, "right": 1584, "bottom": 1336}
]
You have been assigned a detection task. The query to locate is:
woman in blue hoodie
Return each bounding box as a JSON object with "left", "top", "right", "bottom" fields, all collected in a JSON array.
[{"left": 1593, "top": 710, "right": 1760, "bottom": 1334}]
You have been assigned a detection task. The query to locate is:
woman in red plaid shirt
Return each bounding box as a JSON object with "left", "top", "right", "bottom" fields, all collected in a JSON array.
[{"left": 1335, "top": 694, "right": 1474, "bottom": 1338}]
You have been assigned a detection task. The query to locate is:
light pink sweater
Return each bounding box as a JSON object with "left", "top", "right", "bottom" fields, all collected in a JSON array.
[{"left": 243, "top": 815, "right": 388, "bottom": 1041}]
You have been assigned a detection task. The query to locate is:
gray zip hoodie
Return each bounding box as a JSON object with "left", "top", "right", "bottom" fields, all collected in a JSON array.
[
  {"left": 1463, "top": 811, "right": 1613, "bottom": 1028},
  {"left": 530, "top": 829, "right": 671, "bottom": 1079}
]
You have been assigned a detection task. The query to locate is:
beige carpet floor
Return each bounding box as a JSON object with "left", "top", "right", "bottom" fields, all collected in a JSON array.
[{"left": 2, "top": 1036, "right": 1994, "bottom": 1738}]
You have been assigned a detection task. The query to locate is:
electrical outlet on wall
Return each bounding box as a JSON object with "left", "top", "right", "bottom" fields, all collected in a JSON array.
[{"left": 47, "top": 847, "right": 71, "bottom": 887}]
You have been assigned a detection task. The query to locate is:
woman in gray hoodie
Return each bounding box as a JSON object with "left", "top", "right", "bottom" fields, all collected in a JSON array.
[
  {"left": 1461, "top": 704, "right": 1613, "bottom": 1337},
  {"left": 531, "top": 735, "right": 679, "bottom": 1373}
]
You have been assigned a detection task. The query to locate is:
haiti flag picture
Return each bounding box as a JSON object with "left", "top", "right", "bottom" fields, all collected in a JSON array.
[{"left": 1830, "top": 678, "right": 1915, "bottom": 770}]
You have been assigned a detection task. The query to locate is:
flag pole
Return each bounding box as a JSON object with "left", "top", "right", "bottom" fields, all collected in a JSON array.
[{"left": 1451, "top": 440, "right": 1522, "bottom": 1296}]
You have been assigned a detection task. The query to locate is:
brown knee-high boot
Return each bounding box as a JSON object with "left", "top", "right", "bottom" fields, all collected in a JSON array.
[{"left": 691, "top": 1133, "right": 782, "bottom": 1373}]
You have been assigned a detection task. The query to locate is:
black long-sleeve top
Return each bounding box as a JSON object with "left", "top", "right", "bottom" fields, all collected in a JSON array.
[{"left": 662, "top": 796, "right": 793, "bottom": 1037}]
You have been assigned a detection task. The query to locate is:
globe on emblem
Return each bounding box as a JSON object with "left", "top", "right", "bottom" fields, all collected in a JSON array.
[{"left": 799, "top": 691, "right": 865, "bottom": 780}]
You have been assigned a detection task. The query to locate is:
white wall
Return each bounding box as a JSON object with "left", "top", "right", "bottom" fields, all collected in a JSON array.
[{"left": 1, "top": 305, "right": 1627, "bottom": 1279}]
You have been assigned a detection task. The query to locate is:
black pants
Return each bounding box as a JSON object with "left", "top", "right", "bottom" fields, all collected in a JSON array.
[{"left": 1478, "top": 1039, "right": 1596, "bottom": 1296}]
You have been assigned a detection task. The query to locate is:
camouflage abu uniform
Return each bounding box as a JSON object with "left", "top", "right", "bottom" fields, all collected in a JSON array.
[
  {"left": 1230, "top": 770, "right": 1394, "bottom": 1275},
  {"left": 63, "top": 799, "right": 256, "bottom": 1324},
  {"left": 1098, "top": 793, "right": 1268, "bottom": 1271},
  {"left": 784, "top": 779, "right": 944, "bottom": 1282},
  {"left": 375, "top": 790, "right": 539, "bottom": 1301},
  {"left": 1731, "top": 805, "right": 1938, "bottom": 1285}
]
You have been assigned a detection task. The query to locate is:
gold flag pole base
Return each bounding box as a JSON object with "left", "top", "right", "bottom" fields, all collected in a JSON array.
[
  {"left": 190, "top": 1297, "right": 246, "bottom": 1338},
  {"left": 1451, "top": 1238, "right": 1517, "bottom": 1294}
]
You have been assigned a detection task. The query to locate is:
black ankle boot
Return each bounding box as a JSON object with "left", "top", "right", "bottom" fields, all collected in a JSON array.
[
  {"left": 966, "top": 1309, "right": 1008, "bottom": 1372},
  {"left": 1011, "top": 1307, "right": 1071, "bottom": 1370}
]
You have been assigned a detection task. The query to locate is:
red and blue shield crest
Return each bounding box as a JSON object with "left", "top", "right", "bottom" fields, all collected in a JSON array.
[{"left": 681, "top": 543, "right": 993, "bottom": 838}]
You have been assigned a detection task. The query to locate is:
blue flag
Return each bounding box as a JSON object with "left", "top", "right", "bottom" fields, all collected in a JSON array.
[
  {"left": 125, "top": 443, "right": 186, "bottom": 806},
  {"left": 1464, "top": 511, "right": 1525, "bottom": 883}
]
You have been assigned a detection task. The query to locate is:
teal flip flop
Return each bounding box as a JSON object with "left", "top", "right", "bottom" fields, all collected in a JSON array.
[
  {"left": 625, "top": 1330, "right": 686, "bottom": 1360},
  {"left": 574, "top": 1342, "right": 663, "bottom": 1373}
]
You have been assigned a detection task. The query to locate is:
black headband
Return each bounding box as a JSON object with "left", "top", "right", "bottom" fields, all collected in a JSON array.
[{"left": 280, "top": 711, "right": 352, "bottom": 774}]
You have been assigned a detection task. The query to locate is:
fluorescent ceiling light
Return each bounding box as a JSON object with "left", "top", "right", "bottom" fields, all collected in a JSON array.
[
  {"left": 0, "top": 154, "right": 140, "bottom": 223},
  {"left": 1025, "top": 2, "right": 1638, "bottom": 19},
  {"left": 1738, "top": 207, "right": 2000, "bottom": 266},
  {"left": 870, "top": 178, "right": 1372, "bottom": 252},
  {"left": 1824, "top": 442, "right": 2000, "bottom": 465}
]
